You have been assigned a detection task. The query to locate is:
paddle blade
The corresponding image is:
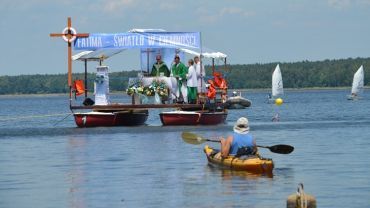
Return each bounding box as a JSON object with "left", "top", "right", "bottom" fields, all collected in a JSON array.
[
  {"left": 181, "top": 132, "right": 207, "bottom": 145},
  {"left": 268, "top": 144, "right": 294, "bottom": 154}
]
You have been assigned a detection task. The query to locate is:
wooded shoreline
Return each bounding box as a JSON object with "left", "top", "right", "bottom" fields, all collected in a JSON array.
[{"left": 0, "top": 57, "right": 369, "bottom": 95}]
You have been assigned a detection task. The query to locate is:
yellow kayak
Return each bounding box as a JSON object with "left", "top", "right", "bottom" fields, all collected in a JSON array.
[{"left": 204, "top": 145, "right": 274, "bottom": 174}]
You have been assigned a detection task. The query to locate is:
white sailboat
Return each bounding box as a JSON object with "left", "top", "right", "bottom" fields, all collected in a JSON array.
[
  {"left": 268, "top": 64, "right": 284, "bottom": 102},
  {"left": 347, "top": 65, "right": 364, "bottom": 100}
]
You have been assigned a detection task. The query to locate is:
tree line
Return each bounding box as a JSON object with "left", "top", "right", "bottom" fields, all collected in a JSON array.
[
  {"left": 0, "top": 57, "right": 369, "bottom": 95},
  {"left": 225, "top": 57, "right": 370, "bottom": 89}
]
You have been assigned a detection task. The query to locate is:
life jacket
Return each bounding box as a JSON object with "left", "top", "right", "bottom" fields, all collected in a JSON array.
[
  {"left": 73, "top": 80, "right": 85, "bottom": 96},
  {"left": 207, "top": 80, "right": 216, "bottom": 99},
  {"left": 213, "top": 72, "right": 227, "bottom": 89},
  {"left": 229, "top": 132, "right": 255, "bottom": 156}
]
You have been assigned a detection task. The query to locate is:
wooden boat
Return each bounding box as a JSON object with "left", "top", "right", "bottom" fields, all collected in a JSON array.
[
  {"left": 73, "top": 110, "right": 148, "bottom": 127},
  {"left": 159, "top": 110, "right": 227, "bottom": 125}
]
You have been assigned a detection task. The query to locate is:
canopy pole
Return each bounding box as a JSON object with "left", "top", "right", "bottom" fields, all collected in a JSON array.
[
  {"left": 68, "top": 42, "right": 72, "bottom": 107},
  {"left": 147, "top": 48, "right": 150, "bottom": 74},
  {"left": 212, "top": 58, "right": 215, "bottom": 74},
  {"left": 224, "top": 57, "right": 227, "bottom": 72},
  {"left": 199, "top": 32, "right": 203, "bottom": 93},
  {"left": 84, "top": 59, "right": 88, "bottom": 98}
]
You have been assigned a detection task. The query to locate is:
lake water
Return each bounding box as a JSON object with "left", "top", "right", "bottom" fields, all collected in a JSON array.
[{"left": 0, "top": 89, "right": 370, "bottom": 207}]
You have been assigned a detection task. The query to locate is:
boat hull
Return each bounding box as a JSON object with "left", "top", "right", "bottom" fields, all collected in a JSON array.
[
  {"left": 225, "top": 96, "right": 251, "bottom": 109},
  {"left": 227, "top": 104, "right": 247, "bottom": 109},
  {"left": 347, "top": 95, "right": 360, "bottom": 100},
  {"left": 159, "top": 111, "right": 227, "bottom": 126},
  {"left": 204, "top": 145, "right": 274, "bottom": 174},
  {"left": 73, "top": 110, "right": 148, "bottom": 127}
]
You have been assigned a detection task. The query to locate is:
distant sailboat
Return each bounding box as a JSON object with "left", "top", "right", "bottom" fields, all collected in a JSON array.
[
  {"left": 347, "top": 65, "right": 364, "bottom": 100},
  {"left": 268, "top": 64, "right": 284, "bottom": 103}
]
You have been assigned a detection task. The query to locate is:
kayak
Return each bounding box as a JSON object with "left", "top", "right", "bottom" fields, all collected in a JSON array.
[{"left": 204, "top": 145, "right": 274, "bottom": 174}]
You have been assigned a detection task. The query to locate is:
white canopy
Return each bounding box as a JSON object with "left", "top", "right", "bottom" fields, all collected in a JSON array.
[
  {"left": 179, "top": 48, "right": 227, "bottom": 59},
  {"left": 72, "top": 48, "right": 125, "bottom": 61}
]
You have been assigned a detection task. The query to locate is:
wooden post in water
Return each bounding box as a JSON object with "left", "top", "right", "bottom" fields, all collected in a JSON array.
[
  {"left": 50, "top": 17, "right": 89, "bottom": 105},
  {"left": 287, "top": 183, "right": 316, "bottom": 208}
]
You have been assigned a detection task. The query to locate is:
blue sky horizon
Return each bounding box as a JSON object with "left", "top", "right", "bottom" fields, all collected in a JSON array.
[{"left": 1, "top": 0, "right": 370, "bottom": 76}]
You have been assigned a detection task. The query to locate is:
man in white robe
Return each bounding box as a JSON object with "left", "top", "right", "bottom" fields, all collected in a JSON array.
[
  {"left": 186, "top": 59, "right": 198, "bottom": 104},
  {"left": 194, "top": 56, "right": 206, "bottom": 93}
]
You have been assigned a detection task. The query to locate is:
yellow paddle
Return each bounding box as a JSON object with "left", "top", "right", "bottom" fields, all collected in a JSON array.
[{"left": 181, "top": 131, "right": 294, "bottom": 154}]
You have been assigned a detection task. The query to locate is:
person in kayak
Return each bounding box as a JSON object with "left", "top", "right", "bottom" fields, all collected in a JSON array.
[{"left": 220, "top": 117, "right": 257, "bottom": 158}]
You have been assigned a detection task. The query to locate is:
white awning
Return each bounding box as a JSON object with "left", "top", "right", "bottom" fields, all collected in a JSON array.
[
  {"left": 179, "top": 48, "right": 227, "bottom": 59},
  {"left": 72, "top": 48, "right": 125, "bottom": 61}
]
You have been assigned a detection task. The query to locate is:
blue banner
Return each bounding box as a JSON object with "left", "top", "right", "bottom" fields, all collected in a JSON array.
[{"left": 74, "top": 32, "right": 201, "bottom": 50}]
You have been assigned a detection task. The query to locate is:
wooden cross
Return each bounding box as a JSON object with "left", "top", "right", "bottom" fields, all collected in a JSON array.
[{"left": 50, "top": 17, "right": 89, "bottom": 87}]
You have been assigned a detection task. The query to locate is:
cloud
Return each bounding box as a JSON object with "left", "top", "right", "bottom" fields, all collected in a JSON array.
[
  {"left": 197, "top": 6, "right": 255, "bottom": 24},
  {"left": 99, "top": 0, "right": 186, "bottom": 14},
  {"left": 328, "top": 0, "right": 351, "bottom": 9},
  {"left": 159, "top": 0, "right": 184, "bottom": 11},
  {"left": 220, "top": 7, "right": 256, "bottom": 17},
  {"left": 159, "top": 3, "right": 177, "bottom": 11},
  {"left": 0, "top": 0, "right": 73, "bottom": 11},
  {"left": 327, "top": 0, "right": 370, "bottom": 10},
  {"left": 102, "top": 0, "right": 136, "bottom": 12}
]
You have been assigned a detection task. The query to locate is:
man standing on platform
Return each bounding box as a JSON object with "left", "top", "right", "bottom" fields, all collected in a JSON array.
[
  {"left": 171, "top": 55, "right": 188, "bottom": 103},
  {"left": 187, "top": 59, "right": 198, "bottom": 104},
  {"left": 150, "top": 55, "right": 170, "bottom": 77},
  {"left": 194, "top": 56, "right": 206, "bottom": 93}
]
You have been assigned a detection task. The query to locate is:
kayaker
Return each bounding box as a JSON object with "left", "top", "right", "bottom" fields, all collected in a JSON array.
[{"left": 220, "top": 117, "right": 257, "bottom": 158}]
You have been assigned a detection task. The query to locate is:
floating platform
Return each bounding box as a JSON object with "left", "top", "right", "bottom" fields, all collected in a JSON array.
[
  {"left": 73, "top": 110, "right": 148, "bottom": 127},
  {"left": 159, "top": 111, "right": 227, "bottom": 126}
]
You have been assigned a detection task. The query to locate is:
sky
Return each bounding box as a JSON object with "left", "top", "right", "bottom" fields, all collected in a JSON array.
[{"left": 1, "top": 0, "right": 370, "bottom": 75}]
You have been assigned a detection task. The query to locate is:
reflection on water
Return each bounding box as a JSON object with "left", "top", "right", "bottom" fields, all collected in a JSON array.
[
  {"left": 206, "top": 164, "right": 274, "bottom": 180},
  {"left": 67, "top": 136, "right": 87, "bottom": 208},
  {"left": 273, "top": 167, "right": 295, "bottom": 180}
]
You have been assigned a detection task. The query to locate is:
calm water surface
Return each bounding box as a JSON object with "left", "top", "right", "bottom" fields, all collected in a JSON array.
[{"left": 0, "top": 90, "right": 369, "bottom": 207}]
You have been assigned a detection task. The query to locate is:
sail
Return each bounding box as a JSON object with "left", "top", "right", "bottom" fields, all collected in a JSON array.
[
  {"left": 351, "top": 65, "right": 364, "bottom": 95},
  {"left": 272, "top": 64, "right": 284, "bottom": 97}
]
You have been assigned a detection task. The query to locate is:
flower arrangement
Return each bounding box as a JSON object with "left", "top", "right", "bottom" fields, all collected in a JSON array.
[
  {"left": 143, "top": 86, "right": 155, "bottom": 96},
  {"left": 126, "top": 84, "right": 144, "bottom": 96},
  {"left": 126, "top": 80, "right": 168, "bottom": 98},
  {"left": 152, "top": 80, "right": 169, "bottom": 98}
]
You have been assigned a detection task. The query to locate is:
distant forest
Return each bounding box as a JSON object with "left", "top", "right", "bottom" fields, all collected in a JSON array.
[{"left": 0, "top": 57, "right": 369, "bottom": 95}]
